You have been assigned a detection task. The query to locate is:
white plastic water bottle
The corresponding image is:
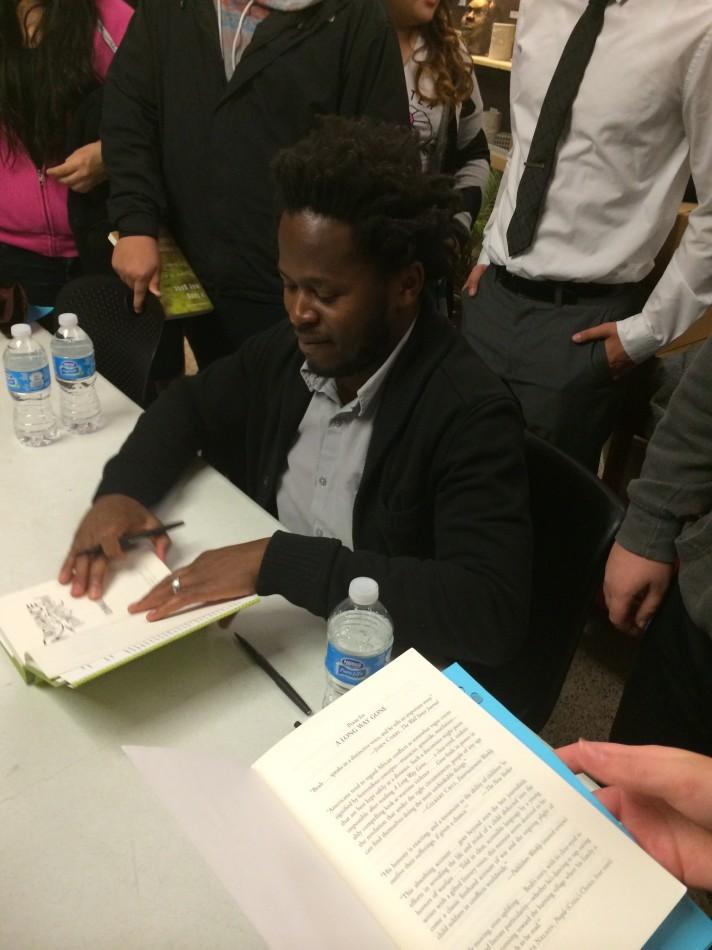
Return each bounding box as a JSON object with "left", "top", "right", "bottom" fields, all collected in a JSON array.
[
  {"left": 3, "top": 324, "right": 59, "bottom": 446},
  {"left": 51, "top": 312, "right": 102, "bottom": 434},
  {"left": 323, "top": 577, "right": 394, "bottom": 707}
]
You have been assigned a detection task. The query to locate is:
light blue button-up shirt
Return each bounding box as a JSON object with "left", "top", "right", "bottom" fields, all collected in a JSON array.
[{"left": 276, "top": 322, "right": 415, "bottom": 549}]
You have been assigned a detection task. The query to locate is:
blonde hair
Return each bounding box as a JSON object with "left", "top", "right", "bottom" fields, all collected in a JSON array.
[{"left": 415, "top": 3, "right": 474, "bottom": 109}]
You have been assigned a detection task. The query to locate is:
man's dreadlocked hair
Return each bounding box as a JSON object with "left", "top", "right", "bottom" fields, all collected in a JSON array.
[{"left": 272, "top": 116, "right": 461, "bottom": 282}]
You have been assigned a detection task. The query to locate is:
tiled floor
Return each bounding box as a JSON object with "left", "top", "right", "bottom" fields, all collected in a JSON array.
[{"left": 541, "top": 613, "right": 636, "bottom": 748}]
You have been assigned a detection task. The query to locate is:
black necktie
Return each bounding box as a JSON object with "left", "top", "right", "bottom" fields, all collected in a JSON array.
[{"left": 506, "top": 0, "right": 611, "bottom": 257}]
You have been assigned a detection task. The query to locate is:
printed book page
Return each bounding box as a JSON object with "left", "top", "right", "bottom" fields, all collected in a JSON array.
[
  {"left": 253, "top": 650, "right": 685, "bottom": 950},
  {"left": 0, "top": 550, "right": 254, "bottom": 683}
]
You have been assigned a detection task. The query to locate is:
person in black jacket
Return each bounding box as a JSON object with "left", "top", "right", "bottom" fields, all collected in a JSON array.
[
  {"left": 60, "top": 119, "right": 531, "bottom": 698},
  {"left": 103, "top": 0, "right": 410, "bottom": 369}
]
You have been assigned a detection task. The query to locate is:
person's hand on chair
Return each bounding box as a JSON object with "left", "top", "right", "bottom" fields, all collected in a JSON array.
[
  {"left": 603, "top": 541, "right": 675, "bottom": 634},
  {"left": 113, "top": 235, "right": 161, "bottom": 313}
]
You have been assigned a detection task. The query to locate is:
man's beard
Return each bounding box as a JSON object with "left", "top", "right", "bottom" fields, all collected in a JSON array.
[{"left": 305, "top": 296, "right": 392, "bottom": 380}]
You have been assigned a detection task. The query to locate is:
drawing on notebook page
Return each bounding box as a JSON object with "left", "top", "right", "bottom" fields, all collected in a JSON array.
[{"left": 26, "top": 594, "right": 111, "bottom": 645}]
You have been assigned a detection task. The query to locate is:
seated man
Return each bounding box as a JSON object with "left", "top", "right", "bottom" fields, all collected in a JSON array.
[{"left": 59, "top": 118, "right": 531, "bottom": 685}]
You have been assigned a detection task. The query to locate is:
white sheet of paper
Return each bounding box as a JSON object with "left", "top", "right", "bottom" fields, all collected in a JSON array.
[{"left": 124, "top": 745, "right": 395, "bottom": 950}]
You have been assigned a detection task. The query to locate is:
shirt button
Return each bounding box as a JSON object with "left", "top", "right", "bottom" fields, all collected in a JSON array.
[
  {"left": 319, "top": 476, "right": 327, "bottom": 486},
  {"left": 315, "top": 528, "right": 323, "bottom": 537}
]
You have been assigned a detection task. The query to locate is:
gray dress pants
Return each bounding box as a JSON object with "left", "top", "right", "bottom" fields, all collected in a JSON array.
[{"left": 462, "top": 266, "right": 644, "bottom": 470}]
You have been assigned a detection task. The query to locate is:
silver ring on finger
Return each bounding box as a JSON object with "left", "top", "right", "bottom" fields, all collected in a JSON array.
[{"left": 170, "top": 574, "right": 182, "bottom": 595}]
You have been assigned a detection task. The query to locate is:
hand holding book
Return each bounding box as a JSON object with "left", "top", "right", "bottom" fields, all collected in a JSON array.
[
  {"left": 127, "top": 650, "right": 712, "bottom": 949},
  {"left": 111, "top": 234, "right": 161, "bottom": 313},
  {"left": 558, "top": 740, "right": 712, "bottom": 891},
  {"left": 251, "top": 650, "right": 691, "bottom": 949},
  {"left": 109, "top": 229, "right": 213, "bottom": 318}
]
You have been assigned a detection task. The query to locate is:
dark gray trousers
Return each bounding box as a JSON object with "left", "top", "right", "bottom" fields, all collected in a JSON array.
[
  {"left": 462, "top": 267, "right": 644, "bottom": 470},
  {"left": 610, "top": 581, "right": 712, "bottom": 757}
]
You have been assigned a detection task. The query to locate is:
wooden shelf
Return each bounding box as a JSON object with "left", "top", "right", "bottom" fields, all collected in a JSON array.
[{"left": 471, "top": 54, "right": 512, "bottom": 72}]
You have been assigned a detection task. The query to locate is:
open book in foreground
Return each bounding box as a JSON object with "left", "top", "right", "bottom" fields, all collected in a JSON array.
[
  {"left": 0, "top": 550, "right": 257, "bottom": 687},
  {"left": 127, "top": 650, "right": 712, "bottom": 949}
]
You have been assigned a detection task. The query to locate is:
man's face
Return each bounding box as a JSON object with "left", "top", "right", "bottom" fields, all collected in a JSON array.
[
  {"left": 464, "top": 0, "right": 492, "bottom": 25},
  {"left": 278, "top": 211, "right": 414, "bottom": 396},
  {"left": 470, "top": 0, "right": 492, "bottom": 17}
]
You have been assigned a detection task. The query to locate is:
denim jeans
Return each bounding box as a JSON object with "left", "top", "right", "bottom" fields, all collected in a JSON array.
[{"left": 0, "top": 241, "right": 81, "bottom": 309}]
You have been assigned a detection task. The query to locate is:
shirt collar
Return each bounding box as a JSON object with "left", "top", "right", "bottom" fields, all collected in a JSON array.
[{"left": 300, "top": 319, "right": 416, "bottom": 416}]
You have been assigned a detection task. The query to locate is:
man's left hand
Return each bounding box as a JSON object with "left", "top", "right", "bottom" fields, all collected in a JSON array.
[
  {"left": 128, "top": 539, "right": 270, "bottom": 621},
  {"left": 572, "top": 321, "right": 634, "bottom": 378},
  {"left": 557, "top": 740, "right": 712, "bottom": 890}
]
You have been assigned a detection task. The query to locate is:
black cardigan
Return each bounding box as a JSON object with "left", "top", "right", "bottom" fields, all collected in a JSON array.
[
  {"left": 96, "top": 308, "right": 532, "bottom": 673},
  {"left": 102, "top": 0, "right": 409, "bottom": 301}
]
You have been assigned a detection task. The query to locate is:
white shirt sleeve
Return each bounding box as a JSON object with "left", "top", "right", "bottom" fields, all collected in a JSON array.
[{"left": 617, "top": 25, "right": 712, "bottom": 363}]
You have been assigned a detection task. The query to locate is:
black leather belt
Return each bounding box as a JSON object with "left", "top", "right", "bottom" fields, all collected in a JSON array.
[{"left": 493, "top": 265, "right": 628, "bottom": 305}]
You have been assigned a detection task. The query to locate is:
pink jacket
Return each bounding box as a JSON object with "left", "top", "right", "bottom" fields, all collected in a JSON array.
[{"left": 0, "top": 0, "right": 133, "bottom": 259}]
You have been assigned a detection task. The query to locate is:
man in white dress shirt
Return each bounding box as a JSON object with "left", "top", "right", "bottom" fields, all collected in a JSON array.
[{"left": 462, "top": 0, "right": 712, "bottom": 469}]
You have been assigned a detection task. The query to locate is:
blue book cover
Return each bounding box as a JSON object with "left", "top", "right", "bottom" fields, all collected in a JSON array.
[{"left": 442, "top": 662, "right": 712, "bottom": 950}]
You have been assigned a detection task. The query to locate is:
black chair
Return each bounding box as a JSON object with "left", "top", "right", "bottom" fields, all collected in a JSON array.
[
  {"left": 54, "top": 275, "right": 165, "bottom": 407},
  {"left": 476, "top": 431, "right": 626, "bottom": 733}
]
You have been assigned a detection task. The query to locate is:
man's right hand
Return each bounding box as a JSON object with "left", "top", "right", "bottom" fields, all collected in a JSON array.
[
  {"left": 112, "top": 235, "right": 161, "bottom": 313},
  {"left": 462, "top": 263, "right": 488, "bottom": 297},
  {"left": 59, "top": 494, "right": 170, "bottom": 600},
  {"left": 603, "top": 541, "right": 675, "bottom": 634}
]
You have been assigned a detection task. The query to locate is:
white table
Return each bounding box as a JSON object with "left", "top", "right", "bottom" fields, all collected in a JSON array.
[{"left": 0, "top": 332, "right": 327, "bottom": 949}]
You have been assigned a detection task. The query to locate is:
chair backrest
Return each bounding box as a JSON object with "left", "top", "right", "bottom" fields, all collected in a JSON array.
[
  {"left": 477, "top": 431, "right": 625, "bottom": 733},
  {"left": 54, "top": 275, "right": 164, "bottom": 407}
]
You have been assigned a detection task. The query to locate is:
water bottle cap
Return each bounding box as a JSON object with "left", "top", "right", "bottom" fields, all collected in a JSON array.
[
  {"left": 348, "top": 577, "right": 379, "bottom": 606},
  {"left": 10, "top": 323, "right": 31, "bottom": 338},
  {"left": 58, "top": 312, "right": 78, "bottom": 328}
]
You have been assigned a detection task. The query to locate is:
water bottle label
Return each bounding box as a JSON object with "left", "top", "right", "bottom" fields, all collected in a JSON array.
[
  {"left": 325, "top": 642, "right": 392, "bottom": 687},
  {"left": 53, "top": 354, "right": 95, "bottom": 381},
  {"left": 5, "top": 365, "right": 50, "bottom": 393}
]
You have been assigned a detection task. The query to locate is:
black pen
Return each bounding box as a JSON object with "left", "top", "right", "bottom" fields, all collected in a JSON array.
[
  {"left": 234, "top": 633, "right": 314, "bottom": 717},
  {"left": 76, "top": 521, "right": 185, "bottom": 557}
]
